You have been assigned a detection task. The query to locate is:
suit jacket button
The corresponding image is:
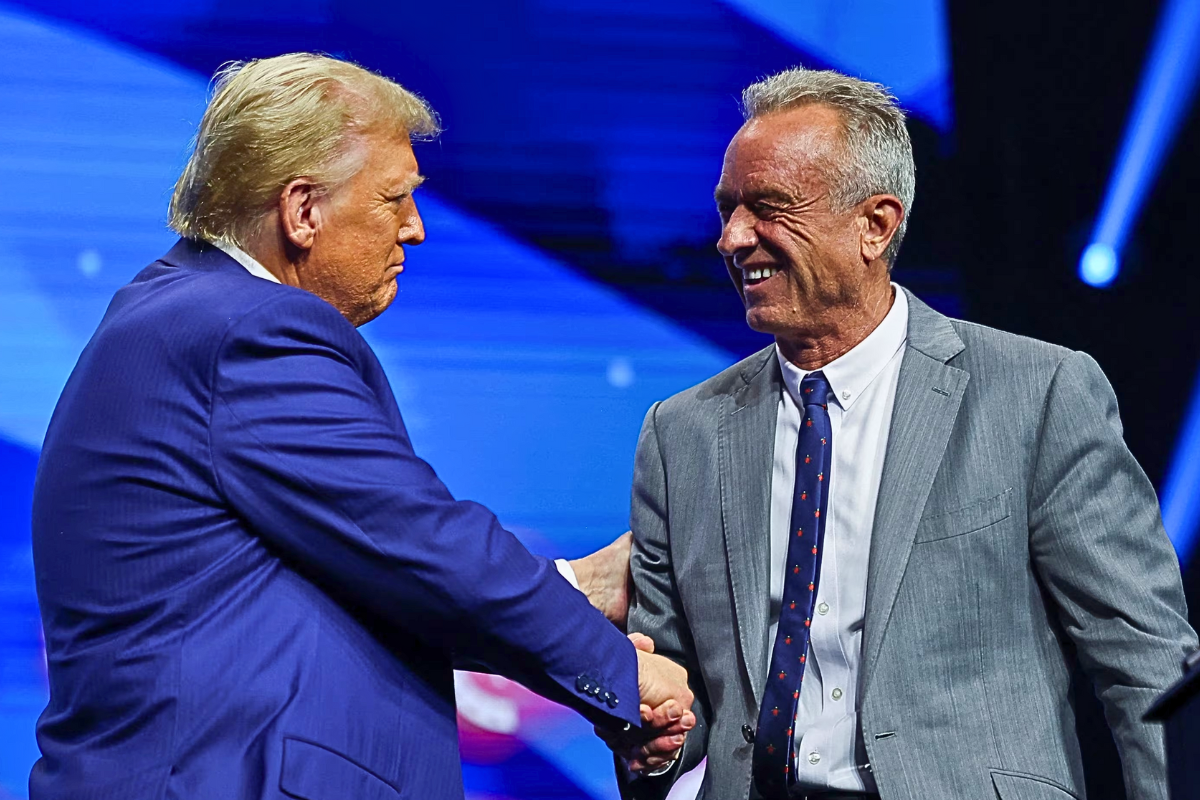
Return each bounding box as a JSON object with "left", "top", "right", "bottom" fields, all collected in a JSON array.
[
  {"left": 576, "top": 675, "right": 592, "bottom": 693},
  {"left": 607, "top": 694, "right": 619, "bottom": 708},
  {"left": 742, "top": 724, "right": 756, "bottom": 743}
]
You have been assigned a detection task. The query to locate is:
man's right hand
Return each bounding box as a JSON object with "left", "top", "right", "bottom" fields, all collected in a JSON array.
[
  {"left": 637, "top": 647, "right": 693, "bottom": 721},
  {"left": 602, "top": 633, "right": 693, "bottom": 773}
]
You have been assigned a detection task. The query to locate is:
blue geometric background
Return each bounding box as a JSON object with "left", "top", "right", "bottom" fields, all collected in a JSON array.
[{"left": 0, "top": 2, "right": 949, "bottom": 797}]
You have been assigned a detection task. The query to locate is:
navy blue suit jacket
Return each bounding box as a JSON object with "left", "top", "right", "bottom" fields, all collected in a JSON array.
[{"left": 30, "top": 240, "right": 640, "bottom": 800}]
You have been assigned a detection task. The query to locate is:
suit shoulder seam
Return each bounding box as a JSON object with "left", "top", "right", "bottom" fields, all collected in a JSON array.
[
  {"left": 205, "top": 292, "right": 329, "bottom": 505},
  {"left": 1026, "top": 349, "right": 1079, "bottom": 513}
]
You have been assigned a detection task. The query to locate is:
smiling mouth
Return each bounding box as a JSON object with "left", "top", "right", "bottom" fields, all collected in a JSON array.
[{"left": 741, "top": 266, "right": 780, "bottom": 286}]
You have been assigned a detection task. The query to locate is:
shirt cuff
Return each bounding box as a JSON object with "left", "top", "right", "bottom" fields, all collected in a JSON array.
[{"left": 555, "top": 558, "right": 580, "bottom": 590}]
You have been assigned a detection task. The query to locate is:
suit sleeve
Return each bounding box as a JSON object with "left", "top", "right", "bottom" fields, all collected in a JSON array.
[
  {"left": 1029, "top": 350, "right": 1197, "bottom": 799},
  {"left": 207, "top": 294, "right": 640, "bottom": 730},
  {"left": 620, "top": 402, "right": 711, "bottom": 799}
]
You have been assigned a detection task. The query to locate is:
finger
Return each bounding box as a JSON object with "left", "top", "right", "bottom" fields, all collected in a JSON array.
[
  {"left": 643, "top": 718, "right": 692, "bottom": 737},
  {"left": 640, "top": 741, "right": 683, "bottom": 768},
  {"left": 642, "top": 699, "right": 683, "bottom": 729},
  {"left": 642, "top": 734, "right": 685, "bottom": 757},
  {"left": 627, "top": 632, "right": 655, "bottom": 653},
  {"left": 642, "top": 723, "right": 689, "bottom": 738}
]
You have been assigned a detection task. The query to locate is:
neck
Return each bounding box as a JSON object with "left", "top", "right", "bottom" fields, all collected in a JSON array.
[
  {"left": 242, "top": 229, "right": 302, "bottom": 288},
  {"left": 775, "top": 283, "right": 895, "bottom": 370}
]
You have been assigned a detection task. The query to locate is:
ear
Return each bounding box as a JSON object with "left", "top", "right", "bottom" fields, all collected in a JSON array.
[
  {"left": 860, "top": 194, "right": 904, "bottom": 264},
  {"left": 278, "top": 178, "right": 324, "bottom": 251}
]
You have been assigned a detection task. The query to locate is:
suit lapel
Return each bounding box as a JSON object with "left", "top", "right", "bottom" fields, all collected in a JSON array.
[
  {"left": 861, "top": 291, "right": 969, "bottom": 697},
  {"left": 718, "top": 347, "right": 780, "bottom": 708}
]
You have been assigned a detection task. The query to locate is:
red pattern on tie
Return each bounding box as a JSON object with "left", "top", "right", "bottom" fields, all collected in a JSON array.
[{"left": 753, "top": 372, "right": 833, "bottom": 799}]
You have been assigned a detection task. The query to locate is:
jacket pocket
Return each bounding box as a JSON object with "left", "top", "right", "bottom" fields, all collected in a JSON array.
[
  {"left": 991, "top": 769, "right": 1080, "bottom": 800},
  {"left": 915, "top": 488, "right": 1013, "bottom": 544},
  {"left": 280, "top": 737, "right": 399, "bottom": 800}
]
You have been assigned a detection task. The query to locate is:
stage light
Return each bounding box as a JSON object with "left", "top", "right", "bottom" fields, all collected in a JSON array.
[
  {"left": 1105, "top": 0, "right": 1200, "bottom": 562},
  {"left": 1161, "top": 369, "right": 1200, "bottom": 562},
  {"left": 1078, "top": 242, "right": 1119, "bottom": 287},
  {"left": 1079, "top": 0, "right": 1200, "bottom": 289}
]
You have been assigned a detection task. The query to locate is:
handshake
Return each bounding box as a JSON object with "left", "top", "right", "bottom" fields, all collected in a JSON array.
[
  {"left": 571, "top": 533, "right": 697, "bottom": 775},
  {"left": 615, "top": 632, "right": 696, "bottom": 773}
]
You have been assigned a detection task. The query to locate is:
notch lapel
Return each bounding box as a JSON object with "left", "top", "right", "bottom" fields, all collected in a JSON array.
[
  {"left": 718, "top": 347, "right": 780, "bottom": 708},
  {"left": 861, "top": 291, "right": 969, "bottom": 697}
]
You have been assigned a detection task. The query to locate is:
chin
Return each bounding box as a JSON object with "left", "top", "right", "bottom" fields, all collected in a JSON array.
[
  {"left": 744, "top": 306, "right": 787, "bottom": 337},
  {"left": 371, "top": 280, "right": 400, "bottom": 319},
  {"left": 346, "top": 286, "right": 397, "bottom": 328}
]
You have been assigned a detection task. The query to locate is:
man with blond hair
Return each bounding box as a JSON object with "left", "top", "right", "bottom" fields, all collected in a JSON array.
[
  {"left": 611, "top": 66, "right": 1196, "bottom": 800},
  {"left": 30, "top": 54, "right": 693, "bottom": 800}
]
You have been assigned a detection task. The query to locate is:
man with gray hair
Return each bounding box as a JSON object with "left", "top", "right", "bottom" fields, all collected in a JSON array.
[
  {"left": 611, "top": 66, "right": 1195, "bottom": 800},
  {"left": 30, "top": 53, "right": 694, "bottom": 799}
]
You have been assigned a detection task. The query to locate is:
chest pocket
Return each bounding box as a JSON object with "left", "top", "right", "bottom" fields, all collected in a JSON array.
[{"left": 914, "top": 487, "right": 1013, "bottom": 544}]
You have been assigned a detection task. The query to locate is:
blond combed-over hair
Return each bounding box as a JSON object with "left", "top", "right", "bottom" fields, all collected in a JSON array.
[
  {"left": 741, "top": 67, "right": 915, "bottom": 266},
  {"left": 169, "top": 53, "right": 440, "bottom": 247}
]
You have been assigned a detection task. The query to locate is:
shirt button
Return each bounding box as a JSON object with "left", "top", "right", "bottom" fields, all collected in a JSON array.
[
  {"left": 841, "top": 391, "right": 850, "bottom": 401},
  {"left": 808, "top": 752, "right": 821, "bottom": 765},
  {"left": 831, "top": 688, "right": 843, "bottom": 701},
  {"left": 817, "top": 602, "right": 829, "bottom": 615}
]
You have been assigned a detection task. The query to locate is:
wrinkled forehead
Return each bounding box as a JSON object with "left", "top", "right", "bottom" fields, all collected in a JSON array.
[
  {"left": 362, "top": 129, "right": 421, "bottom": 178},
  {"left": 722, "top": 105, "right": 845, "bottom": 181}
]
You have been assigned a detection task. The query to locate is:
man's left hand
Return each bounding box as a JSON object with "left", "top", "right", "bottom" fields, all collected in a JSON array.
[{"left": 570, "top": 531, "right": 633, "bottom": 630}]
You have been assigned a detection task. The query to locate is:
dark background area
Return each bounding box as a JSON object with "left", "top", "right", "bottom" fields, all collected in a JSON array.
[
  {"left": 949, "top": 4, "right": 1199, "bottom": 794},
  {"left": 950, "top": 0, "right": 1199, "bottom": 501}
]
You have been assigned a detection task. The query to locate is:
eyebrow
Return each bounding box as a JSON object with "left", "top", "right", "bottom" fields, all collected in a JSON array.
[
  {"left": 395, "top": 174, "right": 427, "bottom": 195},
  {"left": 714, "top": 185, "right": 798, "bottom": 205}
]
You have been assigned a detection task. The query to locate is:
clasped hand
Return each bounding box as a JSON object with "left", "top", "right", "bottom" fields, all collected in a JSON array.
[{"left": 598, "top": 633, "right": 695, "bottom": 773}]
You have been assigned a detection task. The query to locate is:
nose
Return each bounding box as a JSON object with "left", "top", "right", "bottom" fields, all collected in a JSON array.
[
  {"left": 400, "top": 200, "right": 426, "bottom": 246},
  {"left": 717, "top": 206, "right": 757, "bottom": 259}
]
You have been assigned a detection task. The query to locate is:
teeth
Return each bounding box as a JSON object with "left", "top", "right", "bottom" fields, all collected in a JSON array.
[{"left": 745, "top": 267, "right": 777, "bottom": 281}]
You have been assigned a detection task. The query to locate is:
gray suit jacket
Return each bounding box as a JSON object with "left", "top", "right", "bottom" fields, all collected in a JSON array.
[{"left": 623, "top": 289, "right": 1196, "bottom": 800}]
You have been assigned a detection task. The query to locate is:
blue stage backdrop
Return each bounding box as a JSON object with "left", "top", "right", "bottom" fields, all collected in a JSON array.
[{"left": 0, "top": 2, "right": 950, "bottom": 797}]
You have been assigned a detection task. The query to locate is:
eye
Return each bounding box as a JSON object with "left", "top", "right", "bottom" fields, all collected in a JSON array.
[{"left": 716, "top": 202, "right": 736, "bottom": 221}]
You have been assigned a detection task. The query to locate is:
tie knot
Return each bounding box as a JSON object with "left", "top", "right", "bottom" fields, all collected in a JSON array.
[{"left": 800, "top": 372, "right": 832, "bottom": 408}]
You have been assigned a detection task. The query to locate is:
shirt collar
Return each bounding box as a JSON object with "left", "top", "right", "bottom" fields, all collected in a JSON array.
[
  {"left": 213, "top": 240, "right": 281, "bottom": 284},
  {"left": 776, "top": 285, "right": 909, "bottom": 412}
]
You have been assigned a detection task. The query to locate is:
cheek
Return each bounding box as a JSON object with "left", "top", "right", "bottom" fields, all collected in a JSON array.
[
  {"left": 380, "top": 217, "right": 411, "bottom": 257},
  {"left": 763, "top": 218, "right": 816, "bottom": 256},
  {"left": 781, "top": 219, "right": 853, "bottom": 266}
]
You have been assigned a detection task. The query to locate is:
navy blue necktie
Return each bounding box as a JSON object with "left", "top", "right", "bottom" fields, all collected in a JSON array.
[{"left": 752, "top": 372, "right": 833, "bottom": 799}]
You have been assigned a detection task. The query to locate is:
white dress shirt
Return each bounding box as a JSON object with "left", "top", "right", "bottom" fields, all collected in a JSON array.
[
  {"left": 769, "top": 287, "right": 908, "bottom": 792},
  {"left": 214, "top": 240, "right": 281, "bottom": 284}
]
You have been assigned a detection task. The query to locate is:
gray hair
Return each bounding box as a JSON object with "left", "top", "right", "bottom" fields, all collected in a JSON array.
[
  {"left": 741, "top": 67, "right": 915, "bottom": 266},
  {"left": 169, "top": 53, "right": 441, "bottom": 247}
]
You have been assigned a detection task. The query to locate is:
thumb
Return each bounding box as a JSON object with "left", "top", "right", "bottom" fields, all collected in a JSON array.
[{"left": 628, "top": 632, "right": 655, "bottom": 653}]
